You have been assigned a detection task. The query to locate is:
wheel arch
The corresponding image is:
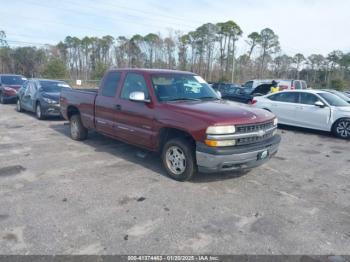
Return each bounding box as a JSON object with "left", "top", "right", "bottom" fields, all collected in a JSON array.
[
  {"left": 158, "top": 127, "right": 195, "bottom": 152},
  {"left": 67, "top": 105, "right": 80, "bottom": 120}
]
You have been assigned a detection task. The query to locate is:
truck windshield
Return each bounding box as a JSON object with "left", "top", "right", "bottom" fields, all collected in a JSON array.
[
  {"left": 1, "top": 75, "right": 26, "bottom": 85},
  {"left": 151, "top": 74, "right": 219, "bottom": 102},
  {"left": 39, "top": 81, "right": 70, "bottom": 92}
]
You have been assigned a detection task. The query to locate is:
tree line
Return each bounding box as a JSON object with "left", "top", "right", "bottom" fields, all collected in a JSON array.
[{"left": 1, "top": 21, "right": 350, "bottom": 90}]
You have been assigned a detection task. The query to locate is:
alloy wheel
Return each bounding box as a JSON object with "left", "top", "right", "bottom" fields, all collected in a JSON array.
[
  {"left": 36, "top": 104, "right": 41, "bottom": 119},
  {"left": 71, "top": 119, "right": 79, "bottom": 138},
  {"left": 165, "top": 146, "right": 187, "bottom": 175},
  {"left": 336, "top": 120, "right": 350, "bottom": 138},
  {"left": 17, "top": 100, "right": 21, "bottom": 111}
]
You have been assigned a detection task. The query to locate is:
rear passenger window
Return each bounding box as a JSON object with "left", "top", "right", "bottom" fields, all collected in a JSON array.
[
  {"left": 121, "top": 73, "right": 149, "bottom": 100},
  {"left": 300, "top": 93, "right": 319, "bottom": 105},
  {"left": 100, "top": 72, "right": 121, "bottom": 97},
  {"left": 268, "top": 92, "right": 298, "bottom": 103}
]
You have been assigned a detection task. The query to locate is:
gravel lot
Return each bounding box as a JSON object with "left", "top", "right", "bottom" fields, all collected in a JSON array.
[{"left": 0, "top": 103, "right": 349, "bottom": 255}]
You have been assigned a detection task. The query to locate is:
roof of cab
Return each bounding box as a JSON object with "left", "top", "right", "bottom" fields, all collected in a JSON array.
[{"left": 109, "top": 68, "right": 196, "bottom": 75}]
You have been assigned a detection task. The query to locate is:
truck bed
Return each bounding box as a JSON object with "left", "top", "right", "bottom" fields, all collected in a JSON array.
[{"left": 60, "top": 87, "right": 98, "bottom": 129}]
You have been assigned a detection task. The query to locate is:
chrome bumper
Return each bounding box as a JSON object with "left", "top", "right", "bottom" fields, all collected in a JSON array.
[{"left": 196, "top": 135, "right": 281, "bottom": 173}]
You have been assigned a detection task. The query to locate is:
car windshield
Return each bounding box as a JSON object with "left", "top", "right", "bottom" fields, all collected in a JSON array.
[
  {"left": 151, "top": 74, "right": 219, "bottom": 101},
  {"left": 243, "top": 81, "right": 253, "bottom": 89},
  {"left": 39, "top": 81, "right": 70, "bottom": 92},
  {"left": 1, "top": 75, "right": 26, "bottom": 85},
  {"left": 318, "top": 92, "right": 350, "bottom": 107},
  {"left": 330, "top": 90, "right": 350, "bottom": 101}
]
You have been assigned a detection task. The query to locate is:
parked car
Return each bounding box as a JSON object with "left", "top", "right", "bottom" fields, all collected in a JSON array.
[
  {"left": 322, "top": 89, "right": 350, "bottom": 104},
  {"left": 252, "top": 90, "right": 350, "bottom": 138},
  {"left": 211, "top": 82, "right": 240, "bottom": 97},
  {"left": 243, "top": 79, "right": 307, "bottom": 91},
  {"left": 0, "top": 74, "right": 27, "bottom": 104},
  {"left": 224, "top": 84, "right": 273, "bottom": 104},
  {"left": 60, "top": 69, "right": 281, "bottom": 181},
  {"left": 17, "top": 79, "right": 70, "bottom": 119}
]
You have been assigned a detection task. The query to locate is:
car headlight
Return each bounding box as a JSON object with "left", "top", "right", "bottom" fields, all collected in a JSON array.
[
  {"left": 43, "top": 97, "right": 57, "bottom": 104},
  {"left": 273, "top": 118, "right": 278, "bottom": 126},
  {"left": 206, "top": 125, "right": 235, "bottom": 135}
]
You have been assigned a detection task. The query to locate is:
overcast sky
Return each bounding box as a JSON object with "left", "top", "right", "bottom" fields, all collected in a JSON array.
[{"left": 1, "top": 0, "right": 349, "bottom": 56}]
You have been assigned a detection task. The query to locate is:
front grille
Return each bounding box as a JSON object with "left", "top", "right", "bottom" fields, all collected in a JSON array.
[
  {"left": 236, "top": 121, "right": 274, "bottom": 134},
  {"left": 236, "top": 121, "right": 275, "bottom": 146}
]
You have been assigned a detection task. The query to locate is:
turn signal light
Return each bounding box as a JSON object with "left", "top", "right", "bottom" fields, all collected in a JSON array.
[{"left": 205, "top": 140, "right": 236, "bottom": 147}]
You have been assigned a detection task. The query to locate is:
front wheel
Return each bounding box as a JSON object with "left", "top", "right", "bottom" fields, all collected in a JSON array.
[
  {"left": 70, "top": 114, "right": 88, "bottom": 141},
  {"left": 161, "top": 138, "right": 197, "bottom": 181},
  {"left": 36, "top": 103, "right": 44, "bottom": 120},
  {"left": 16, "top": 99, "right": 23, "bottom": 112},
  {"left": 332, "top": 118, "right": 350, "bottom": 139}
]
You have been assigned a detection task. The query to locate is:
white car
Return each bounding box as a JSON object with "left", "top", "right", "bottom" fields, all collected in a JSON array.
[{"left": 252, "top": 90, "right": 350, "bottom": 138}]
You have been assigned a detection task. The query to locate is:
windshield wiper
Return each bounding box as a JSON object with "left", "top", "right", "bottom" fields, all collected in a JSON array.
[{"left": 168, "top": 98, "right": 201, "bottom": 101}]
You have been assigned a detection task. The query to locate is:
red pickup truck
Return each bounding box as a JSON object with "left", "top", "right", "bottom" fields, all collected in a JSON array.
[{"left": 60, "top": 69, "right": 281, "bottom": 181}]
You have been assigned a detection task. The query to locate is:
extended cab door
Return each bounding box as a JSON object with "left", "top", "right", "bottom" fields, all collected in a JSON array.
[
  {"left": 94, "top": 71, "right": 122, "bottom": 136},
  {"left": 113, "top": 72, "right": 156, "bottom": 149}
]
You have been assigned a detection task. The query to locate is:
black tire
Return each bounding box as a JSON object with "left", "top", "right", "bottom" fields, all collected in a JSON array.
[
  {"left": 0, "top": 93, "right": 6, "bottom": 104},
  {"left": 332, "top": 118, "right": 350, "bottom": 139},
  {"left": 161, "top": 138, "right": 197, "bottom": 181},
  {"left": 70, "top": 114, "right": 88, "bottom": 141},
  {"left": 36, "top": 102, "right": 45, "bottom": 120},
  {"left": 16, "top": 99, "right": 23, "bottom": 112}
]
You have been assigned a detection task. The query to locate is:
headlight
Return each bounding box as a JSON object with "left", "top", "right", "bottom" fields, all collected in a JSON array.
[
  {"left": 43, "top": 97, "right": 57, "bottom": 104},
  {"left": 205, "top": 139, "right": 236, "bottom": 147},
  {"left": 206, "top": 125, "right": 235, "bottom": 134},
  {"left": 273, "top": 118, "right": 278, "bottom": 126}
]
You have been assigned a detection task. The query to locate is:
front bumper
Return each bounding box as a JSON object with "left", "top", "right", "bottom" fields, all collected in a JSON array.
[
  {"left": 41, "top": 103, "right": 61, "bottom": 116},
  {"left": 196, "top": 135, "right": 281, "bottom": 173},
  {"left": 2, "top": 94, "right": 18, "bottom": 102}
]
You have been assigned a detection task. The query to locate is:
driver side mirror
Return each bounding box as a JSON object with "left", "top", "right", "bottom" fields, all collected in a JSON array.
[
  {"left": 314, "top": 101, "right": 325, "bottom": 108},
  {"left": 129, "top": 91, "right": 150, "bottom": 103},
  {"left": 216, "top": 90, "right": 222, "bottom": 99}
]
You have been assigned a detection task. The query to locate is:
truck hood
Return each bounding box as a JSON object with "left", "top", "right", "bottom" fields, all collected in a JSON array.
[{"left": 164, "top": 100, "right": 275, "bottom": 125}]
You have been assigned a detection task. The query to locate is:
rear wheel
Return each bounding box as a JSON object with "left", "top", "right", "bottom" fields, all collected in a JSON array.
[
  {"left": 161, "top": 138, "right": 197, "bottom": 181},
  {"left": 36, "top": 103, "right": 44, "bottom": 120},
  {"left": 332, "top": 118, "right": 350, "bottom": 139},
  {"left": 70, "top": 114, "right": 88, "bottom": 141},
  {"left": 16, "top": 99, "right": 23, "bottom": 112}
]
